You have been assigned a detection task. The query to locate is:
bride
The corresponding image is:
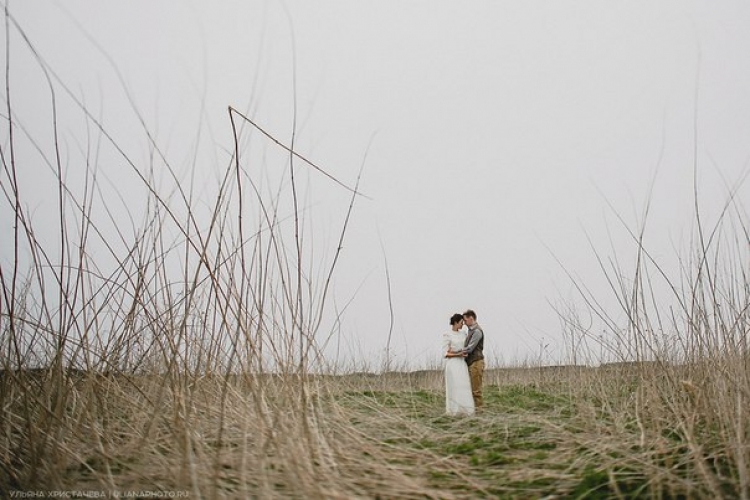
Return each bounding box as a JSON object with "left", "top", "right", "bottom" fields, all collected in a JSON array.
[{"left": 442, "top": 313, "right": 475, "bottom": 416}]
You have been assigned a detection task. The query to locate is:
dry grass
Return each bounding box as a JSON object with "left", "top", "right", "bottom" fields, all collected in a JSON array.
[{"left": 3, "top": 363, "right": 749, "bottom": 498}]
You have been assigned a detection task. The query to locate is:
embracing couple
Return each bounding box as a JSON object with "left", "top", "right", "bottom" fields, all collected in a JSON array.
[{"left": 442, "top": 309, "right": 484, "bottom": 416}]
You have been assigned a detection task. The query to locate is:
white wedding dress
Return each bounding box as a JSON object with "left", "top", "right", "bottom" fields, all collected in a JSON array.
[{"left": 442, "top": 330, "right": 475, "bottom": 416}]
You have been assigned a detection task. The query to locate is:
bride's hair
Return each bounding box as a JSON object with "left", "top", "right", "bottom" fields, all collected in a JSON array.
[{"left": 449, "top": 313, "right": 463, "bottom": 325}]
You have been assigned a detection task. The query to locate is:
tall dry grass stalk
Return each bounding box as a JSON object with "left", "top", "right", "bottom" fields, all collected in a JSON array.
[
  {"left": 0, "top": 9, "right": 446, "bottom": 498},
  {"left": 552, "top": 182, "right": 750, "bottom": 497}
]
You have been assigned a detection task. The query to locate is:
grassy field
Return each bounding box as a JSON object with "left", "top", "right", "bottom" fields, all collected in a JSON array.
[
  {"left": 336, "top": 377, "right": 590, "bottom": 499},
  {"left": 2, "top": 9, "right": 749, "bottom": 497},
  {"left": 2, "top": 364, "right": 747, "bottom": 498}
]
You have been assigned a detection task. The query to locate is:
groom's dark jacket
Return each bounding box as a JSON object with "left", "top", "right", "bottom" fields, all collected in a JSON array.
[{"left": 464, "top": 324, "right": 484, "bottom": 366}]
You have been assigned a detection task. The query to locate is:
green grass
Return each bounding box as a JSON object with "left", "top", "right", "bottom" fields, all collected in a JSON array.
[
  {"left": 40, "top": 379, "right": 726, "bottom": 498},
  {"left": 340, "top": 383, "right": 683, "bottom": 498}
]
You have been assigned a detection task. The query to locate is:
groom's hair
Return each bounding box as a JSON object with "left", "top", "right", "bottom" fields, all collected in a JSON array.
[
  {"left": 463, "top": 309, "right": 477, "bottom": 320},
  {"left": 449, "top": 313, "right": 463, "bottom": 325}
]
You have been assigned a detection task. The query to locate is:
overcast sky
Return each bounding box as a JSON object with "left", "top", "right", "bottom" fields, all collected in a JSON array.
[{"left": 3, "top": 1, "right": 750, "bottom": 368}]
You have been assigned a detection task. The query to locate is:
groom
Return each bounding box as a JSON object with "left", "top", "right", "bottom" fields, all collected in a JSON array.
[{"left": 462, "top": 309, "right": 484, "bottom": 410}]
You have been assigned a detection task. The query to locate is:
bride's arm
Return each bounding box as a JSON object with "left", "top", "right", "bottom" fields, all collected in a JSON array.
[
  {"left": 442, "top": 333, "right": 461, "bottom": 357},
  {"left": 442, "top": 333, "right": 453, "bottom": 358}
]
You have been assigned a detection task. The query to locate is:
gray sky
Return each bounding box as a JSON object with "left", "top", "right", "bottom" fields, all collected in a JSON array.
[{"left": 4, "top": 1, "right": 750, "bottom": 368}]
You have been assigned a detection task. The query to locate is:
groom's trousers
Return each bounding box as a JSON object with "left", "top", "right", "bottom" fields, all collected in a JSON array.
[{"left": 468, "top": 359, "right": 484, "bottom": 409}]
